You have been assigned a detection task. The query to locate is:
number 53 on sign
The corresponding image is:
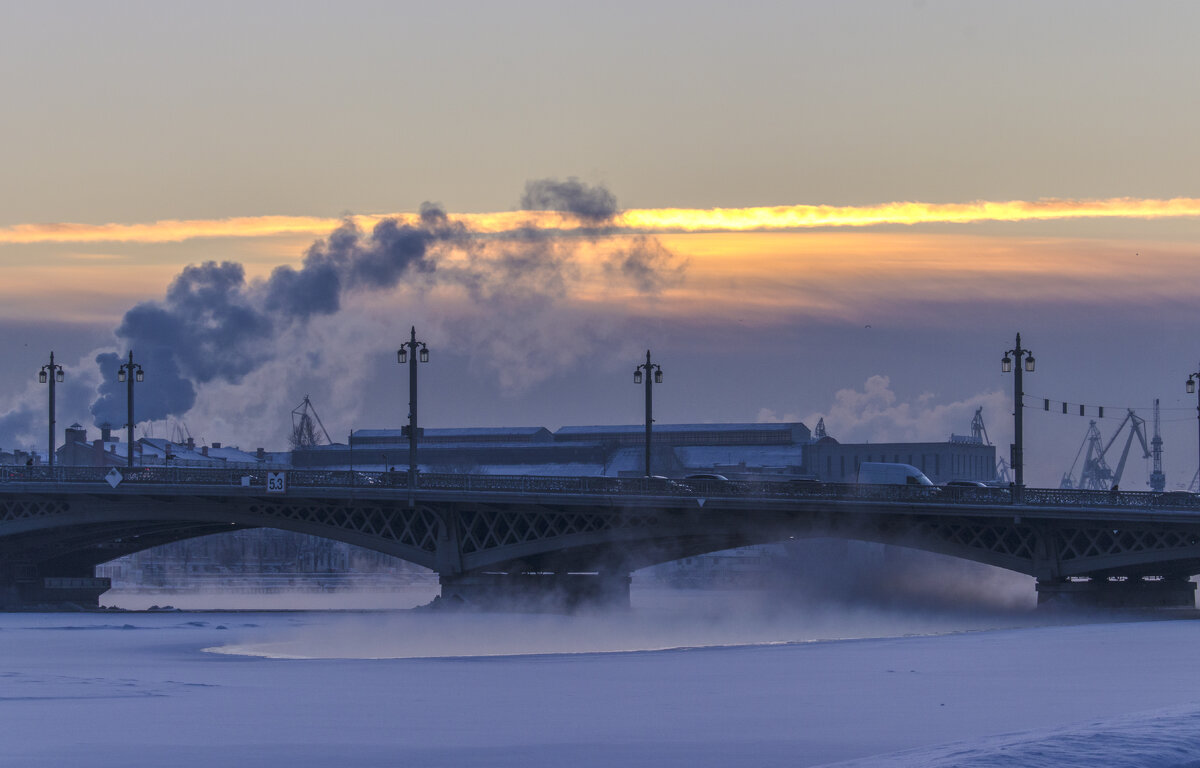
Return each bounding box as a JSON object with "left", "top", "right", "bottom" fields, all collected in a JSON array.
[{"left": 267, "top": 472, "right": 287, "bottom": 493}]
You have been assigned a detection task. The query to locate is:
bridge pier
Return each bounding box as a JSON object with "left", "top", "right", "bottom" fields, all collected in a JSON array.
[
  {"left": 1036, "top": 577, "right": 1196, "bottom": 609},
  {"left": 437, "top": 572, "right": 631, "bottom": 612},
  {"left": 0, "top": 565, "right": 110, "bottom": 610}
]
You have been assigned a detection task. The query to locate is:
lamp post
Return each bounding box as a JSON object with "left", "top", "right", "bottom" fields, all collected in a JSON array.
[
  {"left": 398, "top": 326, "right": 429, "bottom": 494},
  {"left": 634, "top": 350, "right": 663, "bottom": 477},
  {"left": 1185, "top": 364, "right": 1200, "bottom": 490},
  {"left": 1001, "top": 333, "right": 1035, "bottom": 488},
  {"left": 39, "top": 352, "right": 64, "bottom": 468},
  {"left": 117, "top": 351, "right": 144, "bottom": 469}
]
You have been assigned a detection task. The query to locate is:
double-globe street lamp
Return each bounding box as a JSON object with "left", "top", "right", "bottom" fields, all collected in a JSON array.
[
  {"left": 1001, "top": 333, "right": 1035, "bottom": 489},
  {"left": 1185, "top": 364, "right": 1200, "bottom": 489},
  {"left": 117, "top": 351, "right": 144, "bottom": 469},
  {"left": 38, "top": 352, "right": 64, "bottom": 468},
  {"left": 398, "top": 326, "right": 429, "bottom": 496},
  {"left": 634, "top": 350, "right": 663, "bottom": 477}
]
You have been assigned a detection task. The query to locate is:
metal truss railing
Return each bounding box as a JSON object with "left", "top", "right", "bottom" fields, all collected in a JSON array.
[{"left": 3, "top": 465, "right": 1199, "bottom": 511}]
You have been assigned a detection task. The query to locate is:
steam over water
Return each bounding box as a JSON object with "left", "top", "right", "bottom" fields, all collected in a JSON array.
[{"left": 203, "top": 585, "right": 1060, "bottom": 661}]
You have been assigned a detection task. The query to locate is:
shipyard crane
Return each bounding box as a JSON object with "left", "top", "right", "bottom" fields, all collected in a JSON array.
[
  {"left": 971, "top": 407, "right": 991, "bottom": 445},
  {"left": 1150, "top": 398, "right": 1166, "bottom": 492},
  {"left": 1060, "top": 410, "right": 1151, "bottom": 490},
  {"left": 995, "top": 457, "right": 1012, "bottom": 484},
  {"left": 290, "top": 395, "right": 333, "bottom": 449}
]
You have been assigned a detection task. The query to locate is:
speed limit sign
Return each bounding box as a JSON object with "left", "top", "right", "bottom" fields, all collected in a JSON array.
[{"left": 267, "top": 471, "right": 287, "bottom": 494}]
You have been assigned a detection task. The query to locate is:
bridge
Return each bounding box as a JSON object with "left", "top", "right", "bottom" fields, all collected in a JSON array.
[{"left": 3, "top": 467, "right": 1200, "bottom": 610}]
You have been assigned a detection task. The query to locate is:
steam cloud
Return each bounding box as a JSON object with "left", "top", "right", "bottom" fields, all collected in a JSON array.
[
  {"left": 68, "top": 179, "right": 681, "bottom": 434},
  {"left": 520, "top": 177, "right": 620, "bottom": 223}
]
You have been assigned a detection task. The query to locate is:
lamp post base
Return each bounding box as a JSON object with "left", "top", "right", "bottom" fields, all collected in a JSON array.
[{"left": 0, "top": 575, "right": 111, "bottom": 610}]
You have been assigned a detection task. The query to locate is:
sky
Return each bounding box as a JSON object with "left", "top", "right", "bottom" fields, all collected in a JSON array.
[{"left": 1, "top": 1, "right": 1199, "bottom": 488}]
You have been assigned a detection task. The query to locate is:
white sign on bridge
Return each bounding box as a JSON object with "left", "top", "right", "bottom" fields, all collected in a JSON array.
[{"left": 266, "top": 471, "right": 287, "bottom": 494}]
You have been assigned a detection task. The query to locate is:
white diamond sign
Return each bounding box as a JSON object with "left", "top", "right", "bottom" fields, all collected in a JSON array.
[{"left": 105, "top": 468, "right": 123, "bottom": 488}]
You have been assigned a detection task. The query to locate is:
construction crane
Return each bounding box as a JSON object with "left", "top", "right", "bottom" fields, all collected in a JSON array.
[
  {"left": 995, "top": 456, "right": 1012, "bottom": 484},
  {"left": 1060, "top": 410, "right": 1151, "bottom": 490},
  {"left": 290, "top": 395, "right": 333, "bottom": 449},
  {"left": 971, "top": 407, "right": 991, "bottom": 445},
  {"left": 1150, "top": 398, "right": 1166, "bottom": 492},
  {"left": 950, "top": 408, "right": 992, "bottom": 445}
]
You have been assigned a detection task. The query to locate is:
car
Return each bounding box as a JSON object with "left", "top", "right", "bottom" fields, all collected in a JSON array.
[
  {"left": 943, "top": 480, "right": 989, "bottom": 488},
  {"left": 684, "top": 473, "right": 730, "bottom": 482},
  {"left": 857, "top": 462, "right": 935, "bottom": 486},
  {"left": 787, "top": 477, "right": 823, "bottom": 486},
  {"left": 642, "top": 475, "right": 684, "bottom": 491}
]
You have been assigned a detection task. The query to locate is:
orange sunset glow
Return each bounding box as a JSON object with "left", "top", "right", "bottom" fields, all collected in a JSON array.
[{"left": 3, "top": 196, "right": 1200, "bottom": 245}]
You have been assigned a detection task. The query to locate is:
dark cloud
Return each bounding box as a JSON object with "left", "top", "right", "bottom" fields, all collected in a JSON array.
[{"left": 520, "top": 177, "right": 619, "bottom": 223}]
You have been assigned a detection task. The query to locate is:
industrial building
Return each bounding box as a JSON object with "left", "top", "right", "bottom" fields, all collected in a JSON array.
[{"left": 292, "top": 420, "right": 996, "bottom": 484}]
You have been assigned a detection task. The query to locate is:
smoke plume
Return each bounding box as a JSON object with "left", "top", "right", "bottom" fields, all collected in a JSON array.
[
  {"left": 520, "top": 177, "right": 619, "bottom": 223},
  {"left": 74, "top": 179, "right": 684, "bottom": 433}
]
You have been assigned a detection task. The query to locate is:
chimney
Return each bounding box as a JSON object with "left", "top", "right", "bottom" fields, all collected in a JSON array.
[
  {"left": 201, "top": 446, "right": 208, "bottom": 457},
  {"left": 101, "top": 423, "right": 112, "bottom": 442},
  {"left": 186, "top": 437, "right": 195, "bottom": 451},
  {"left": 256, "top": 447, "right": 265, "bottom": 461}
]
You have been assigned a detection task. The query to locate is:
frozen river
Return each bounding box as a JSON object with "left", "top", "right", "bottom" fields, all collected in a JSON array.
[{"left": 4, "top": 588, "right": 1200, "bottom": 767}]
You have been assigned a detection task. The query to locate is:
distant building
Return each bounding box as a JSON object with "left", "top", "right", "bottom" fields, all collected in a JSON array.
[
  {"left": 54, "top": 424, "right": 286, "bottom": 469},
  {"left": 293, "top": 422, "right": 812, "bottom": 478},
  {"left": 803, "top": 435, "right": 995, "bottom": 484},
  {"left": 292, "top": 420, "right": 995, "bottom": 483}
]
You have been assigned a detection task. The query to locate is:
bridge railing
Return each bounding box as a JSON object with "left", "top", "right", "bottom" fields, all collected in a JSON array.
[{"left": 2, "top": 465, "right": 1197, "bottom": 510}]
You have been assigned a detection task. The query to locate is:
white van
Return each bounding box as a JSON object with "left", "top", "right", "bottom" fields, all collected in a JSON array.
[{"left": 857, "top": 462, "right": 935, "bottom": 486}]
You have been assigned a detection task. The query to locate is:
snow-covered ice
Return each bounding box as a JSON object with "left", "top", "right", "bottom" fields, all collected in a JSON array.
[{"left": 3, "top": 589, "right": 1200, "bottom": 767}]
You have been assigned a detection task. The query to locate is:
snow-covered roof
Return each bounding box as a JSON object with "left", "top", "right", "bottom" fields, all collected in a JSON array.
[{"left": 602, "top": 447, "right": 646, "bottom": 476}]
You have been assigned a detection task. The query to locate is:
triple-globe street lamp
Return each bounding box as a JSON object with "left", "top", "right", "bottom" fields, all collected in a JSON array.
[
  {"left": 1001, "top": 333, "right": 1035, "bottom": 489},
  {"left": 38, "top": 352, "right": 64, "bottom": 468},
  {"left": 634, "top": 350, "right": 663, "bottom": 477},
  {"left": 117, "top": 351, "right": 144, "bottom": 469}
]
